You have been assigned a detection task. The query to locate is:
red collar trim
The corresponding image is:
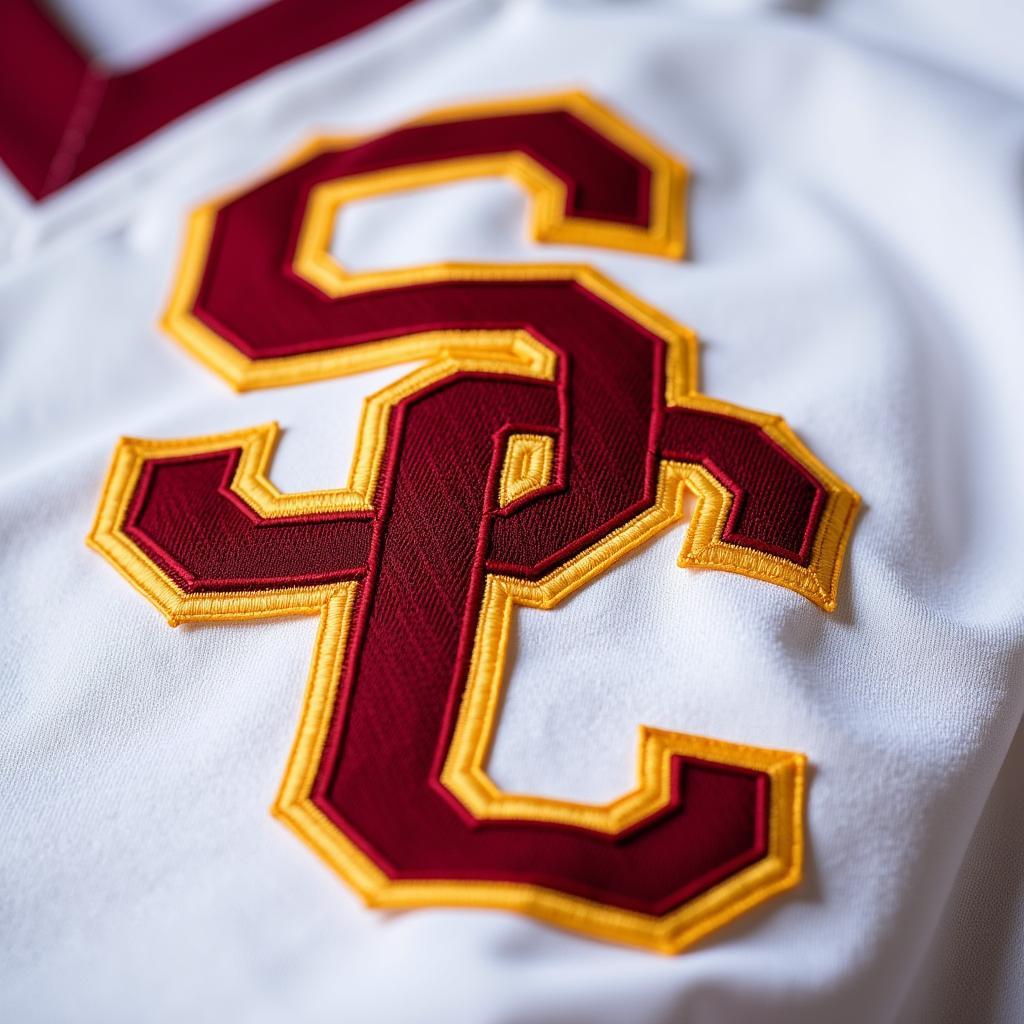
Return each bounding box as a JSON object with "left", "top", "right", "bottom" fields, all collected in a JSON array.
[{"left": 0, "top": 0, "right": 418, "bottom": 200}]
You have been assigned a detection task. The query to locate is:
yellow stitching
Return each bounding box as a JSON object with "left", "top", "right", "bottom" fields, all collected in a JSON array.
[
  {"left": 230, "top": 335, "right": 555, "bottom": 516},
  {"left": 88, "top": 91, "right": 858, "bottom": 952},
  {"left": 89, "top": 436, "right": 813, "bottom": 951},
  {"left": 265, "top": 538, "right": 804, "bottom": 953},
  {"left": 445, "top": 462, "right": 687, "bottom": 830},
  {"left": 497, "top": 433, "right": 554, "bottom": 508},
  {"left": 278, "top": 619, "right": 803, "bottom": 954},
  {"left": 440, "top": 457, "right": 837, "bottom": 832},
  {"left": 166, "top": 213, "right": 694, "bottom": 396},
  {"left": 162, "top": 92, "right": 689, "bottom": 395}
]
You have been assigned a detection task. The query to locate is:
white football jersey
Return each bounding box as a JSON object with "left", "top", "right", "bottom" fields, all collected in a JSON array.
[{"left": 1, "top": 2, "right": 1022, "bottom": 1022}]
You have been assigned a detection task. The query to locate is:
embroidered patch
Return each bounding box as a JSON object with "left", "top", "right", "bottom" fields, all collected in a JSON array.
[{"left": 88, "top": 93, "right": 858, "bottom": 953}]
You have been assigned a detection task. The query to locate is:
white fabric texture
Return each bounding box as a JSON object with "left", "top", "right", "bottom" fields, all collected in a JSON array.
[{"left": 1, "top": 1, "right": 1023, "bottom": 1022}]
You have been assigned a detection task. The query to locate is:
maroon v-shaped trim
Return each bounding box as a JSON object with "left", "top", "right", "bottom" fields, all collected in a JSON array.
[{"left": 0, "top": 0, "right": 419, "bottom": 200}]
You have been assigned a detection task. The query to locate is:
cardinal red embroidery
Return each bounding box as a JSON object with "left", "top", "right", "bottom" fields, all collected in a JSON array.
[{"left": 89, "top": 93, "right": 858, "bottom": 952}]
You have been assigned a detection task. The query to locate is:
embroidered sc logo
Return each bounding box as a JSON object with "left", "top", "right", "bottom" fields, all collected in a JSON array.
[{"left": 89, "top": 93, "right": 857, "bottom": 952}]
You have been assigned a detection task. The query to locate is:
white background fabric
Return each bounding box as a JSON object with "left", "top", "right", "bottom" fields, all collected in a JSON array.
[{"left": 1, "top": 1, "right": 1022, "bottom": 1021}]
